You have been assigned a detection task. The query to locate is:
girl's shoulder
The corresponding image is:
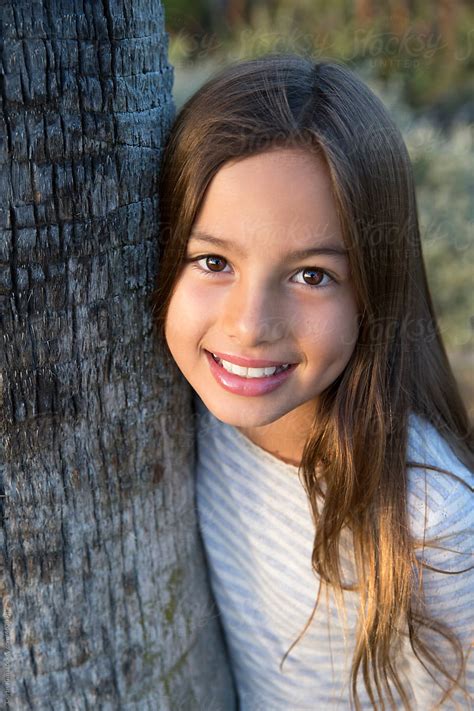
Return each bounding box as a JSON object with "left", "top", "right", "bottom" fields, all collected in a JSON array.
[{"left": 405, "top": 412, "right": 473, "bottom": 543}]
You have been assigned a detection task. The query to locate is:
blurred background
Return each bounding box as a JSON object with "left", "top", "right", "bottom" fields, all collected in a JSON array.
[{"left": 162, "top": 0, "right": 473, "bottom": 418}]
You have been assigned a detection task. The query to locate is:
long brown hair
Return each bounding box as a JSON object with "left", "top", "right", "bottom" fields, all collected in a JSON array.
[{"left": 150, "top": 53, "right": 474, "bottom": 709}]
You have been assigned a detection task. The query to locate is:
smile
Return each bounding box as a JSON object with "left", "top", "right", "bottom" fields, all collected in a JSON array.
[
  {"left": 205, "top": 350, "right": 297, "bottom": 397},
  {"left": 211, "top": 353, "right": 291, "bottom": 378}
]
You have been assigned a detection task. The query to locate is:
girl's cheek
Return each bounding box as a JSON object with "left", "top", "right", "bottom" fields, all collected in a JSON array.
[
  {"left": 164, "top": 280, "right": 214, "bottom": 342},
  {"left": 180, "top": 281, "right": 217, "bottom": 317},
  {"left": 301, "top": 295, "right": 357, "bottom": 342},
  {"left": 163, "top": 285, "right": 188, "bottom": 347}
]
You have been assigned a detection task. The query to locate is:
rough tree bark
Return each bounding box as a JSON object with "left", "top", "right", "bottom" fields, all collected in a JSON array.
[{"left": 0, "top": 1, "right": 236, "bottom": 708}]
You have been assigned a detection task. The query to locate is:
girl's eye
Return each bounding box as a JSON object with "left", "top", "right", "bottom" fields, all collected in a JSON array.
[
  {"left": 292, "top": 267, "right": 333, "bottom": 288},
  {"left": 193, "top": 255, "right": 230, "bottom": 274},
  {"left": 185, "top": 254, "right": 335, "bottom": 289}
]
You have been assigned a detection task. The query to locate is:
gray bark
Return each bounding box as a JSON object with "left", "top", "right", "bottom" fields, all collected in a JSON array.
[{"left": 0, "top": 1, "right": 236, "bottom": 708}]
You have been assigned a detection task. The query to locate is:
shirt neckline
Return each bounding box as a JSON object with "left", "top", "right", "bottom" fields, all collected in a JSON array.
[
  {"left": 229, "top": 421, "right": 302, "bottom": 475},
  {"left": 194, "top": 394, "right": 301, "bottom": 476}
]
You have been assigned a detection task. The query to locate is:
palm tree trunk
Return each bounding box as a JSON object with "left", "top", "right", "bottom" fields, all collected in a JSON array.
[{"left": 0, "top": 1, "right": 236, "bottom": 708}]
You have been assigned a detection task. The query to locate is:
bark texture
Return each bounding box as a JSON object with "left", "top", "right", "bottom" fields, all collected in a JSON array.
[{"left": 0, "top": 1, "right": 236, "bottom": 708}]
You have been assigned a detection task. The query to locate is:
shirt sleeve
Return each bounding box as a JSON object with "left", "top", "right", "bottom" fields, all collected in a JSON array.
[{"left": 403, "top": 450, "right": 474, "bottom": 710}]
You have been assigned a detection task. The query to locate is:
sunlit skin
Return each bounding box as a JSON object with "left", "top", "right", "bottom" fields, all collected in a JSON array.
[{"left": 164, "top": 148, "right": 360, "bottom": 466}]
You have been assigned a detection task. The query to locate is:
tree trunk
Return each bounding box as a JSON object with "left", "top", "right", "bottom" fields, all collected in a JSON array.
[{"left": 0, "top": 1, "right": 236, "bottom": 708}]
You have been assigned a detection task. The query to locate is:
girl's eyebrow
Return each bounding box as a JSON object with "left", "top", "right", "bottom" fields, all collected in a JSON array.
[{"left": 188, "top": 229, "right": 349, "bottom": 260}]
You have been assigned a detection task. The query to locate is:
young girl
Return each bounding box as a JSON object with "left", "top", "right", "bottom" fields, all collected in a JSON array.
[{"left": 151, "top": 54, "right": 473, "bottom": 710}]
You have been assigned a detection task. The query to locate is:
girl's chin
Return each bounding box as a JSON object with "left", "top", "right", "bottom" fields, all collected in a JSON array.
[{"left": 197, "top": 397, "right": 293, "bottom": 429}]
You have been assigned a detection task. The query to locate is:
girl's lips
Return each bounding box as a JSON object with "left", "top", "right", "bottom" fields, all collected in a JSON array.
[{"left": 205, "top": 349, "right": 297, "bottom": 397}]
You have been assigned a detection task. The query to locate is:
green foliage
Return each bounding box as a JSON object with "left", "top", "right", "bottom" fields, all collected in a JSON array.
[
  {"left": 163, "top": 0, "right": 474, "bottom": 112},
  {"left": 360, "top": 75, "right": 473, "bottom": 353},
  {"left": 406, "top": 123, "right": 473, "bottom": 351}
]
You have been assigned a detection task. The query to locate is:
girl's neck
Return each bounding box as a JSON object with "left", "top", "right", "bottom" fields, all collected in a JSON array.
[{"left": 236, "top": 400, "right": 316, "bottom": 467}]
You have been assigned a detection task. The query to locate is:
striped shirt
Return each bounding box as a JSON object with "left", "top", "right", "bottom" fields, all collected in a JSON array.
[{"left": 193, "top": 393, "right": 473, "bottom": 710}]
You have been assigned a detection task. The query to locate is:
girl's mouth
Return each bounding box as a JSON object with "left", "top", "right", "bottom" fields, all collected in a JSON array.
[
  {"left": 205, "top": 350, "right": 297, "bottom": 397},
  {"left": 210, "top": 352, "right": 292, "bottom": 377}
]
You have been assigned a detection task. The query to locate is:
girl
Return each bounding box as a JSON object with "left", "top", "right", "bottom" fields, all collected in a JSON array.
[{"left": 151, "top": 54, "right": 473, "bottom": 710}]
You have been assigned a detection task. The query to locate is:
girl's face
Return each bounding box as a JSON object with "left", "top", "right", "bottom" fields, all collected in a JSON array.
[{"left": 164, "top": 148, "right": 359, "bottom": 436}]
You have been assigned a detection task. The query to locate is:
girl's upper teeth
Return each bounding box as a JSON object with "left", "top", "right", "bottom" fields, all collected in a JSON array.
[{"left": 213, "top": 354, "right": 290, "bottom": 378}]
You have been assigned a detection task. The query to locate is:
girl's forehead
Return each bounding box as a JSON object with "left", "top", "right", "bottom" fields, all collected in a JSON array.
[
  {"left": 217, "top": 146, "right": 325, "bottom": 175},
  {"left": 194, "top": 149, "right": 340, "bottom": 239},
  {"left": 200, "top": 150, "right": 334, "bottom": 205}
]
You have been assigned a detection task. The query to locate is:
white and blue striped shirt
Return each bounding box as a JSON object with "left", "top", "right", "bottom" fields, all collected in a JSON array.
[{"left": 194, "top": 393, "right": 473, "bottom": 710}]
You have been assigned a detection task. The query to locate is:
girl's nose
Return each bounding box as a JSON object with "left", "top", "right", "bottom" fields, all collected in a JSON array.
[{"left": 220, "top": 282, "right": 288, "bottom": 347}]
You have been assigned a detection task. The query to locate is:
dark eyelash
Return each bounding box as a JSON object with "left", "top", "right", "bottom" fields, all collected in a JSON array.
[{"left": 184, "top": 254, "right": 336, "bottom": 289}]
